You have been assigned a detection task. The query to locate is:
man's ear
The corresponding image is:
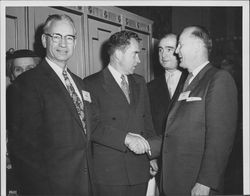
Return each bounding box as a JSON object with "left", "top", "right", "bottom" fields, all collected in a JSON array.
[
  {"left": 41, "top": 34, "right": 47, "bottom": 48},
  {"left": 114, "top": 49, "right": 123, "bottom": 61}
]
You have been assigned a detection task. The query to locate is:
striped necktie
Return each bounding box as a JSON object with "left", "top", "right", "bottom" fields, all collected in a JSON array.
[{"left": 120, "top": 74, "right": 130, "bottom": 103}]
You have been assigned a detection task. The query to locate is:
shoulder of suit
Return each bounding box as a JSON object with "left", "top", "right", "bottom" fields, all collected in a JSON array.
[
  {"left": 130, "top": 73, "right": 146, "bottom": 83},
  {"left": 147, "top": 75, "right": 165, "bottom": 87},
  {"left": 83, "top": 70, "right": 102, "bottom": 82}
]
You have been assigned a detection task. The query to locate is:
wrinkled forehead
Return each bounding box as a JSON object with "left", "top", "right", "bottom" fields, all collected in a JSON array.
[{"left": 48, "top": 19, "right": 76, "bottom": 35}]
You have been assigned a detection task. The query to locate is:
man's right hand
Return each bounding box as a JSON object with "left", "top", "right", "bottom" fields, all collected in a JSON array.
[{"left": 125, "top": 132, "right": 151, "bottom": 154}]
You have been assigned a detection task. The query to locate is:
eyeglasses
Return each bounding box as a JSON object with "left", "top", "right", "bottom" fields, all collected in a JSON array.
[{"left": 45, "top": 33, "right": 76, "bottom": 44}]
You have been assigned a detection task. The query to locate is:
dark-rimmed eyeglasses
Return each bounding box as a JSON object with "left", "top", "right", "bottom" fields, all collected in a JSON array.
[{"left": 44, "top": 33, "right": 76, "bottom": 44}]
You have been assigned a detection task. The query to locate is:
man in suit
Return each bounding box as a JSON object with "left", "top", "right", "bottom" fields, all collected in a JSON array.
[
  {"left": 83, "top": 30, "right": 158, "bottom": 196},
  {"left": 147, "top": 33, "right": 188, "bottom": 194},
  {"left": 161, "top": 26, "right": 238, "bottom": 195},
  {"left": 8, "top": 14, "right": 92, "bottom": 195},
  {"left": 148, "top": 33, "right": 188, "bottom": 136}
]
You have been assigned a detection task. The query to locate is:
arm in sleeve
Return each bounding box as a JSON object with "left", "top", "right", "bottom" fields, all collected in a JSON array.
[{"left": 197, "top": 71, "right": 238, "bottom": 190}]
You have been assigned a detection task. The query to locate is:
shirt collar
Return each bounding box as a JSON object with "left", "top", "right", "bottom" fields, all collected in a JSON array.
[
  {"left": 46, "top": 57, "right": 67, "bottom": 74},
  {"left": 108, "top": 64, "right": 128, "bottom": 83},
  {"left": 165, "top": 69, "right": 181, "bottom": 79},
  {"left": 191, "top": 61, "right": 209, "bottom": 78}
]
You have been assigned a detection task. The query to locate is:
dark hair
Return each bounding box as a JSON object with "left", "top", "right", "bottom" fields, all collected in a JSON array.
[
  {"left": 190, "top": 25, "right": 212, "bottom": 55},
  {"left": 43, "top": 14, "right": 76, "bottom": 34},
  {"left": 107, "top": 30, "right": 140, "bottom": 56}
]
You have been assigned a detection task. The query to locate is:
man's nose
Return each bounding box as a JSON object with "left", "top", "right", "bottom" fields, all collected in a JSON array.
[
  {"left": 59, "top": 37, "right": 67, "bottom": 46},
  {"left": 175, "top": 45, "right": 180, "bottom": 54}
]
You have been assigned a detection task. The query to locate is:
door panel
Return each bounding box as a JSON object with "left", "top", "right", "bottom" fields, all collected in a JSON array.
[
  {"left": 87, "top": 18, "right": 121, "bottom": 75},
  {"left": 6, "top": 7, "right": 27, "bottom": 51}
]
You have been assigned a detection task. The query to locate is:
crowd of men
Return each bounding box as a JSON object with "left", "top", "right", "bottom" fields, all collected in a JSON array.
[{"left": 6, "top": 14, "right": 238, "bottom": 196}]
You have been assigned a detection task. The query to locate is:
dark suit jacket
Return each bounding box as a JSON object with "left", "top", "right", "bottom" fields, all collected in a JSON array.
[
  {"left": 161, "top": 64, "right": 238, "bottom": 195},
  {"left": 7, "top": 59, "right": 93, "bottom": 195},
  {"left": 83, "top": 67, "right": 156, "bottom": 186},
  {"left": 147, "top": 70, "right": 188, "bottom": 135}
]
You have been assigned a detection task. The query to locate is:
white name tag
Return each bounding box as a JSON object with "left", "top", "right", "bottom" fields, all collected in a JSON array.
[
  {"left": 178, "top": 91, "right": 191, "bottom": 101},
  {"left": 82, "top": 90, "right": 91, "bottom": 103}
]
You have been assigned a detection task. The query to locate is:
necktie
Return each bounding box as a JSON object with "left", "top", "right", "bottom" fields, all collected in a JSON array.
[
  {"left": 182, "top": 72, "right": 193, "bottom": 92},
  {"left": 62, "top": 70, "right": 86, "bottom": 134},
  {"left": 121, "top": 75, "right": 130, "bottom": 103}
]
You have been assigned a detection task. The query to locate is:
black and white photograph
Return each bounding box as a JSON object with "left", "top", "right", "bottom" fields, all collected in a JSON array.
[{"left": 1, "top": 1, "right": 249, "bottom": 196}]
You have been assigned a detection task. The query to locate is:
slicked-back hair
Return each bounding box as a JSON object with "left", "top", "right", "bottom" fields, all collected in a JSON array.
[
  {"left": 190, "top": 25, "right": 212, "bottom": 55},
  {"left": 43, "top": 14, "right": 76, "bottom": 35},
  {"left": 107, "top": 30, "right": 140, "bottom": 56}
]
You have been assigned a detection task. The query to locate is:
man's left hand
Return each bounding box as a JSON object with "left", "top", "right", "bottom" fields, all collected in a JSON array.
[
  {"left": 149, "top": 159, "right": 158, "bottom": 176},
  {"left": 191, "top": 183, "right": 210, "bottom": 196}
]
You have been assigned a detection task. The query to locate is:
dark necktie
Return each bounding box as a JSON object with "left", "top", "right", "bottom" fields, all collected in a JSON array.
[
  {"left": 62, "top": 70, "right": 86, "bottom": 134},
  {"left": 121, "top": 74, "right": 130, "bottom": 103},
  {"left": 182, "top": 72, "right": 193, "bottom": 92}
]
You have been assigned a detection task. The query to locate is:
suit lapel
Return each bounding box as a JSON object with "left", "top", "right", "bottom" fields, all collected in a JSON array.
[
  {"left": 166, "top": 65, "right": 212, "bottom": 134},
  {"left": 102, "top": 67, "right": 131, "bottom": 105},
  {"left": 185, "top": 64, "right": 212, "bottom": 93},
  {"left": 169, "top": 71, "right": 188, "bottom": 109},
  {"left": 40, "top": 60, "right": 84, "bottom": 132},
  {"left": 128, "top": 74, "right": 140, "bottom": 107}
]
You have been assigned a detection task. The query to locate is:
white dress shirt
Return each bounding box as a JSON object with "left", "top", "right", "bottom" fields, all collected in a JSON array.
[
  {"left": 46, "top": 57, "right": 82, "bottom": 101},
  {"left": 108, "top": 64, "right": 129, "bottom": 87},
  {"left": 188, "top": 61, "right": 209, "bottom": 85},
  {"left": 165, "top": 69, "right": 182, "bottom": 98}
]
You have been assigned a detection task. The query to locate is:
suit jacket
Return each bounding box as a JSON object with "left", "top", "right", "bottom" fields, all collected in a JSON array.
[
  {"left": 7, "top": 59, "right": 93, "bottom": 195},
  {"left": 147, "top": 70, "right": 188, "bottom": 135},
  {"left": 83, "top": 67, "right": 156, "bottom": 186},
  {"left": 161, "top": 63, "right": 238, "bottom": 195}
]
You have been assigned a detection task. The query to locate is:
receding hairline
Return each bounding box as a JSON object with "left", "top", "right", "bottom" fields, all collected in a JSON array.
[{"left": 43, "top": 15, "right": 76, "bottom": 34}]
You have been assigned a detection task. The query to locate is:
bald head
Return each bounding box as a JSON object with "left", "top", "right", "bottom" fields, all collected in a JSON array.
[
  {"left": 175, "top": 26, "right": 211, "bottom": 72},
  {"left": 182, "top": 26, "right": 212, "bottom": 55}
]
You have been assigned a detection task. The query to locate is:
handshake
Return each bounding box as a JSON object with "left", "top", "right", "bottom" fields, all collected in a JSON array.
[{"left": 124, "top": 132, "right": 151, "bottom": 155}]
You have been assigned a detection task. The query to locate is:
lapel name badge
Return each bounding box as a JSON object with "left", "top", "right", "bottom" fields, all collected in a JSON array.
[
  {"left": 178, "top": 91, "right": 191, "bottom": 101},
  {"left": 82, "top": 90, "right": 91, "bottom": 103}
]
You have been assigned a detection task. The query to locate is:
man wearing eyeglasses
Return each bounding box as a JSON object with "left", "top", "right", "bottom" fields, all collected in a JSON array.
[{"left": 7, "top": 14, "right": 93, "bottom": 195}]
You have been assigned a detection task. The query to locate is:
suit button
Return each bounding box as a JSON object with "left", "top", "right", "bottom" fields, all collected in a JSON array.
[
  {"left": 140, "top": 131, "right": 144, "bottom": 136},
  {"left": 112, "top": 117, "right": 116, "bottom": 120},
  {"left": 165, "top": 133, "right": 169, "bottom": 137}
]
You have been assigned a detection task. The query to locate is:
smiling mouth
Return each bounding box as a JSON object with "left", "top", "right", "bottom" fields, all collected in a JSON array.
[{"left": 162, "top": 59, "right": 170, "bottom": 62}]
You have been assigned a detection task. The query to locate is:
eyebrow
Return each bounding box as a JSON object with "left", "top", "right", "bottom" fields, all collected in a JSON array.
[{"left": 158, "top": 46, "right": 175, "bottom": 49}]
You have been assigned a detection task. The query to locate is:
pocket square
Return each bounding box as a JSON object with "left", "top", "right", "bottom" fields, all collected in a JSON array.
[{"left": 186, "top": 97, "right": 202, "bottom": 102}]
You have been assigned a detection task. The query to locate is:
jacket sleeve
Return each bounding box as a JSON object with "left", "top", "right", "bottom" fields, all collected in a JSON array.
[
  {"left": 197, "top": 71, "right": 238, "bottom": 190},
  {"left": 142, "top": 78, "right": 162, "bottom": 159}
]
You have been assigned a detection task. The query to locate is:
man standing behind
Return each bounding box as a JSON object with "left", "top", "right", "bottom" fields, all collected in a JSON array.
[
  {"left": 161, "top": 26, "right": 238, "bottom": 195},
  {"left": 148, "top": 33, "right": 188, "bottom": 136},
  {"left": 147, "top": 33, "right": 188, "bottom": 195},
  {"left": 8, "top": 14, "right": 92, "bottom": 195},
  {"left": 83, "top": 30, "right": 157, "bottom": 196}
]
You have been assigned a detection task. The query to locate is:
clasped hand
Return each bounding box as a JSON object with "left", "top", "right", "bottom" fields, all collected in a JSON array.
[{"left": 125, "top": 132, "right": 151, "bottom": 155}]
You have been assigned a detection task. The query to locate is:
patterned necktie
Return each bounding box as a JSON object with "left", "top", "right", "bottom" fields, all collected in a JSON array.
[
  {"left": 120, "top": 74, "right": 130, "bottom": 103},
  {"left": 62, "top": 70, "right": 86, "bottom": 134},
  {"left": 182, "top": 72, "right": 193, "bottom": 92}
]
